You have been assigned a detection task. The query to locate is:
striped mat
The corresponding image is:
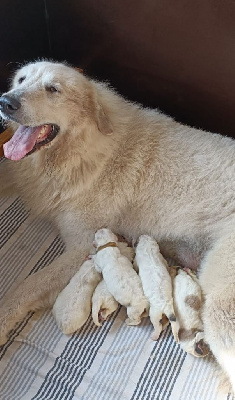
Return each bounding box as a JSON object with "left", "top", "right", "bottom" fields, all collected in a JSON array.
[{"left": 0, "top": 161, "right": 233, "bottom": 399}]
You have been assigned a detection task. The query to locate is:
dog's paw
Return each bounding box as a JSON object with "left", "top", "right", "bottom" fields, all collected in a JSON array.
[
  {"left": 98, "top": 308, "right": 107, "bottom": 324},
  {"left": 194, "top": 332, "right": 210, "bottom": 357},
  {"left": 150, "top": 328, "right": 161, "bottom": 341},
  {"left": 150, "top": 333, "right": 160, "bottom": 341},
  {"left": 125, "top": 317, "right": 141, "bottom": 326}
]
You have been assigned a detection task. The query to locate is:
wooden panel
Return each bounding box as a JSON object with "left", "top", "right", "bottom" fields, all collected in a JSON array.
[
  {"left": 47, "top": 0, "right": 235, "bottom": 137},
  {"left": 0, "top": 129, "right": 13, "bottom": 158},
  {"left": 0, "top": 0, "right": 50, "bottom": 93}
]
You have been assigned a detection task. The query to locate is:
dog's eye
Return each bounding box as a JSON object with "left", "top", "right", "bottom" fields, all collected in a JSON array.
[
  {"left": 18, "top": 76, "right": 26, "bottom": 84},
  {"left": 45, "top": 86, "right": 58, "bottom": 93}
]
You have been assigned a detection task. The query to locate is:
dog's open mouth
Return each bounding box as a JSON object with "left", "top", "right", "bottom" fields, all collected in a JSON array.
[{"left": 3, "top": 124, "right": 60, "bottom": 161}]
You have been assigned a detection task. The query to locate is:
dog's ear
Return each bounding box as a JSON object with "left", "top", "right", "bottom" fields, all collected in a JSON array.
[
  {"left": 74, "top": 67, "right": 84, "bottom": 74},
  {"left": 88, "top": 86, "right": 113, "bottom": 135},
  {"left": 95, "top": 103, "right": 113, "bottom": 135}
]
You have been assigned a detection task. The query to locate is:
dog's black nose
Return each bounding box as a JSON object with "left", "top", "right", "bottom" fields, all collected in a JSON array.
[{"left": 0, "top": 95, "right": 21, "bottom": 114}]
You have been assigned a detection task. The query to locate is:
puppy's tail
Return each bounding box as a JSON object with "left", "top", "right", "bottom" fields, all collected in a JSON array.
[{"left": 165, "top": 304, "right": 179, "bottom": 343}]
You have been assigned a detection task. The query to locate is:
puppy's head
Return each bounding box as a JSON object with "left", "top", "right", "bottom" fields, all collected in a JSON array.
[
  {"left": 179, "top": 329, "right": 210, "bottom": 358},
  {"left": 134, "top": 234, "right": 156, "bottom": 251},
  {"left": 0, "top": 60, "right": 113, "bottom": 161},
  {"left": 94, "top": 228, "right": 118, "bottom": 247}
]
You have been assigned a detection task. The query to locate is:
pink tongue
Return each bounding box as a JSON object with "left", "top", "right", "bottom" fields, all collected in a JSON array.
[{"left": 3, "top": 125, "right": 42, "bottom": 161}]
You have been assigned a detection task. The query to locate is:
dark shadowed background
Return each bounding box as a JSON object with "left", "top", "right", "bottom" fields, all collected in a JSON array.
[{"left": 1, "top": 0, "right": 235, "bottom": 137}]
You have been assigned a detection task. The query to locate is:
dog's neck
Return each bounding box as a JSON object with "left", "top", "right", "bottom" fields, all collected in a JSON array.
[
  {"left": 40, "top": 123, "right": 119, "bottom": 192},
  {"left": 96, "top": 241, "right": 118, "bottom": 253}
]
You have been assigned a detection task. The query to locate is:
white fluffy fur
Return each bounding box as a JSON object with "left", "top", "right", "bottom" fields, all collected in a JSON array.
[
  {"left": 93, "top": 229, "right": 149, "bottom": 325},
  {"left": 0, "top": 61, "right": 235, "bottom": 389},
  {"left": 173, "top": 268, "right": 209, "bottom": 357},
  {"left": 53, "top": 236, "right": 132, "bottom": 331},
  {"left": 92, "top": 280, "right": 119, "bottom": 326},
  {"left": 135, "top": 235, "right": 178, "bottom": 342},
  {"left": 92, "top": 237, "right": 134, "bottom": 326},
  {"left": 116, "top": 242, "right": 135, "bottom": 263},
  {"left": 52, "top": 259, "right": 101, "bottom": 334}
]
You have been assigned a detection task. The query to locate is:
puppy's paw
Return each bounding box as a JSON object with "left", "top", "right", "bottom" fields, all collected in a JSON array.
[
  {"left": 100, "top": 307, "right": 116, "bottom": 321},
  {"left": 150, "top": 329, "right": 161, "bottom": 341},
  {"left": 125, "top": 317, "right": 141, "bottom": 326},
  {"left": 98, "top": 308, "right": 107, "bottom": 324},
  {"left": 194, "top": 332, "right": 210, "bottom": 357}
]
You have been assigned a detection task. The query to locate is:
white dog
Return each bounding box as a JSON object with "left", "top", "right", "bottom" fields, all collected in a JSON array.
[
  {"left": 93, "top": 229, "right": 149, "bottom": 325},
  {"left": 135, "top": 235, "right": 179, "bottom": 342},
  {"left": 92, "top": 280, "right": 119, "bottom": 326},
  {"left": 52, "top": 259, "right": 101, "bottom": 334},
  {"left": 1, "top": 61, "right": 235, "bottom": 388},
  {"left": 172, "top": 267, "right": 209, "bottom": 357}
]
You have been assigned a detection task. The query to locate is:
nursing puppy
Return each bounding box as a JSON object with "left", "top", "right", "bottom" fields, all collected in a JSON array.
[
  {"left": 1, "top": 61, "right": 235, "bottom": 389},
  {"left": 92, "top": 238, "right": 134, "bottom": 326},
  {"left": 173, "top": 268, "right": 209, "bottom": 357},
  {"left": 93, "top": 229, "right": 149, "bottom": 325},
  {"left": 53, "top": 259, "right": 101, "bottom": 334},
  {"left": 135, "top": 235, "right": 178, "bottom": 342}
]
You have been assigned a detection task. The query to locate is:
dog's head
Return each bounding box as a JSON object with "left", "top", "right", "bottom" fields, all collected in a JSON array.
[
  {"left": 93, "top": 228, "right": 118, "bottom": 248},
  {"left": 0, "top": 61, "right": 113, "bottom": 161}
]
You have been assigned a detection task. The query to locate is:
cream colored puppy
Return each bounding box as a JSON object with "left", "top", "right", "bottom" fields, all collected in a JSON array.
[
  {"left": 135, "top": 235, "right": 179, "bottom": 342},
  {"left": 92, "top": 240, "right": 134, "bottom": 326},
  {"left": 173, "top": 268, "right": 209, "bottom": 357},
  {"left": 93, "top": 228, "right": 149, "bottom": 325},
  {"left": 92, "top": 280, "right": 119, "bottom": 326},
  {"left": 52, "top": 259, "right": 101, "bottom": 334}
]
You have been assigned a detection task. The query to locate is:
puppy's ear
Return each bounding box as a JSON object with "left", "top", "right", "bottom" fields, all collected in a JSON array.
[{"left": 95, "top": 103, "right": 113, "bottom": 135}]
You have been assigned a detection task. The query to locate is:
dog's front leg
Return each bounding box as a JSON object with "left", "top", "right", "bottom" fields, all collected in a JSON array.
[
  {"left": 199, "top": 231, "right": 235, "bottom": 393},
  {"left": 0, "top": 242, "right": 91, "bottom": 346}
]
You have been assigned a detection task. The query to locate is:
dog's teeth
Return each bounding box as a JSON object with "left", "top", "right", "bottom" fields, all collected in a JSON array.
[
  {"left": 40, "top": 125, "right": 48, "bottom": 135},
  {"left": 37, "top": 125, "right": 49, "bottom": 139}
]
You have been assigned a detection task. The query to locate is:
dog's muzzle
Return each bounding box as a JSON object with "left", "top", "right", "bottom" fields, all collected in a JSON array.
[{"left": 0, "top": 95, "right": 21, "bottom": 117}]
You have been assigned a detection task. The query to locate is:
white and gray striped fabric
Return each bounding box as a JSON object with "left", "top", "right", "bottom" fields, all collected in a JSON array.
[{"left": 0, "top": 168, "right": 233, "bottom": 399}]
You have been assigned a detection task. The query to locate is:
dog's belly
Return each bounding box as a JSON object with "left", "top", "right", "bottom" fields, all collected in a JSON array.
[{"left": 158, "top": 238, "right": 210, "bottom": 271}]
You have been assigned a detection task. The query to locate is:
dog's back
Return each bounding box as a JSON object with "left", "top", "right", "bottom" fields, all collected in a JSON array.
[
  {"left": 2, "top": 62, "right": 235, "bottom": 252},
  {"left": 135, "top": 235, "right": 172, "bottom": 300}
]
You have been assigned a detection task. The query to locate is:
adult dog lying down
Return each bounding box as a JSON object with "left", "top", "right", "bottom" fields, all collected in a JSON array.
[{"left": 0, "top": 61, "right": 235, "bottom": 390}]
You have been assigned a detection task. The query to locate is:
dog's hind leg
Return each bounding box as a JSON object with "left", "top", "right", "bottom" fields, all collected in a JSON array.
[
  {"left": 149, "top": 307, "right": 163, "bottom": 340},
  {"left": 199, "top": 231, "right": 235, "bottom": 393},
  {"left": 0, "top": 238, "right": 92, "bottom": 346}
]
